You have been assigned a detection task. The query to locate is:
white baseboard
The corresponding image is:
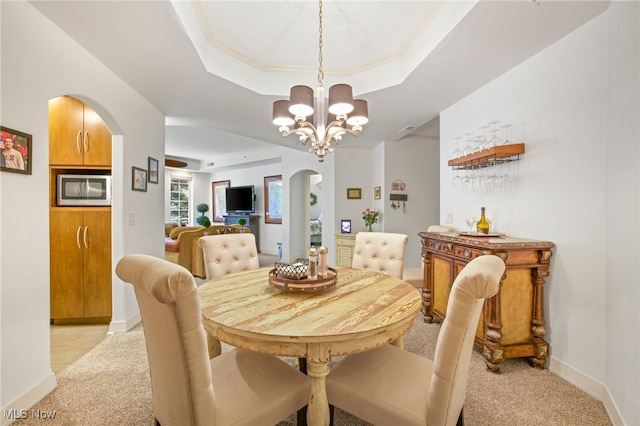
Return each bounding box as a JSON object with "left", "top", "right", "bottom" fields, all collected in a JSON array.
[
  {"left": 1, "top": 373, "right": 57, "bottom": 426},
  {"left": 549, "top": 356, "right": 624, "bottom": 425},
  {"left": 108, "top": 311, "right": 141, "bottom": 333},
  {"left": 601, "top": 386, "right": 625, "bottom": 426}
]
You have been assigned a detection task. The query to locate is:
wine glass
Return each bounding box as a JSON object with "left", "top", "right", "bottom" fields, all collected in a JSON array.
[
  {"left": 465, "top": 217, "right": 476, "bottom": 232},
  {"left": 501, "top": 124, "right": 512, "bottom": 145},
  {"left": 461, "top": 133, "right": 474, "bottom": 156},
  {"left": 452, "top": 168, "right": 462, "bottom": 188},
  {"left": 452, "top": 136, "right": 463, "bottom": 159},
  {"left": 488, "top": 120, "right": 504, "bottom": 147},
  {"left": 477, "top": 125, "right": 490, "bottom": 151},
  {"left": 472, "top": 135, "right": 483, "bottom": 154}
]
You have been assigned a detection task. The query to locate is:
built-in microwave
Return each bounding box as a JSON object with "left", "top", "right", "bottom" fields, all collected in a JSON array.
[{"left": 57, "top": 174, "right": 112, "bottom": 206}]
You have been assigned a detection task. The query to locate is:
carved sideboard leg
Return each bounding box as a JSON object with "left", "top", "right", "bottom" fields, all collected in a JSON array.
[
  {"left": 529, "top": 340, "right": 549, "bottom": 369},
  {"left": 422, "top": 252, "right": 433, "bottom": 322},
  {"left": 529, "top": 253, "right": 552, "bottom": 369},
  {"left": 483, "top": 282, "right": 504, "bottom": 373},
  {"left": 482, "top": 343, "right": 505, "bottom": 373}
]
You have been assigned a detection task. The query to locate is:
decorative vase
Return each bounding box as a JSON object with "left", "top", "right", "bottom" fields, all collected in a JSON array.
[{"left": 366, "top": 224, "right": 373, "bottom": 232}]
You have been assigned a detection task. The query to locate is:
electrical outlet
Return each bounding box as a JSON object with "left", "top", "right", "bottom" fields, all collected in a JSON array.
[
  {"left": 446, "top": 212, "right": 453, "bottom": 224},
  {"left": 128, "top": 213, "right": 136, "bottom": 226}
]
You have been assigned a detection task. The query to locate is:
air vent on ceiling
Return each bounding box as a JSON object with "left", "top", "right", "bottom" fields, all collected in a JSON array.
[{"left": 397, "top": 125, "right": 416, "bottom": 134}]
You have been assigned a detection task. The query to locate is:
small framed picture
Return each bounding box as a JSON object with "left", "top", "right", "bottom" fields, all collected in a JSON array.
[
  {"left": 392, "top": 179, "right": 406, "bottom": 191},
  {"left": 1, "top": 126, "right": 32, "bottom": 175},
  {"left": 341, "top": 219, "right": 352, "bottom": 234},
  {"left": 132, "top": 166, "right": 147, "bottom": 192},
  {"left": 374, "top": 186, "right": 381, "bottom": 200},
  {"left": 148, "top": 156, "right": 159, "bottom": 184},
  {"left": 347, "top": 188, "right": 361, "bottom": 200}
]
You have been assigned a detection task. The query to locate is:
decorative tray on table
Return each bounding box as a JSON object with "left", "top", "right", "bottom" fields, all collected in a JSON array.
[
  {"left": 458, "top": 231, "right": 505, "bottom": 237},
  {"left": 268, "top": 262, "right": 337, "bottom": 293}
]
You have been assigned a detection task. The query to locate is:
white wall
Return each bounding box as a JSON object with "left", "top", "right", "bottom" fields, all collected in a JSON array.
[
  {"left": 335, "top": 148, "right": 373, "bottom": 235},
  {"left": 440, "top": 6, "right": 638, "bottom": 425},
  {"left": 1, "top": 1, "right": 165, "bottom": 413},
  {"left": 605, "top": 1, "right": 639, "bottom": 424},
  {"left": 384, "top": 138, "right": 440, "bottom": 267}
]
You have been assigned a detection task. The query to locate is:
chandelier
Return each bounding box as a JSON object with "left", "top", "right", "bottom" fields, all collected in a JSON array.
[{"left": 272, "top": 0, "right": 369, "bottom": 163}]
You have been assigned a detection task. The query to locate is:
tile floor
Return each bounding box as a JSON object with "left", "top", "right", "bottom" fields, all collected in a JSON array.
[{"left": 50, "top": 324, "right": 110, "bottom": 374}]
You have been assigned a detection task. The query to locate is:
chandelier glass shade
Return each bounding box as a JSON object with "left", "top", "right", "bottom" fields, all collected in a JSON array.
[{"left": 272, "top": 0, "right": 368, "bottom": 162}]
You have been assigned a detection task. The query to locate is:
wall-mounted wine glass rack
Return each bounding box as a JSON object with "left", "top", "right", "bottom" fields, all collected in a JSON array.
[{"left": 448, "top": 143, "right": 525, "bottom": 170}]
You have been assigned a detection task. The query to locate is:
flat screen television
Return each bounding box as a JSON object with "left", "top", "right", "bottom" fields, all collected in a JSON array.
[{"left": 225, "top": 185, "right": 255, "bottom": 214}]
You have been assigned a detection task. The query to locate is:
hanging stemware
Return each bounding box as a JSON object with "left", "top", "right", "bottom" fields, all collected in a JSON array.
[
  {"left": 452, "top": 136, "right": 463, "bottom": 159},
  {"left": 487, "top": 120, "right": 505, "bottom": 147}
]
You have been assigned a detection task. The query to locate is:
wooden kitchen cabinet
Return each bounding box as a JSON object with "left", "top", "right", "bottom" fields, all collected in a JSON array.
[
  {"left": 50, "top": 208, "right": 112, "bottom": 321},
  {"left": 419, "top": 231, "right": 554, "bottom": 373},
  {"left": 335, "top": 234, "right": 356, "bottom": 267},
  {"left": 49, "top": 96, "right": 112, "bottom": 166}
]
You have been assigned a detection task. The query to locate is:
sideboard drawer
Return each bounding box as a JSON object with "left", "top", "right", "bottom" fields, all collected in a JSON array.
[
  {"left": 453, "top": 245, "right": 483, "bottom": 260},
  {"left": 427, "top": 239, "right": 453, "bottom": 254},
  {"left": 336, "top": 237, "right": 355, "bottom": 247}
]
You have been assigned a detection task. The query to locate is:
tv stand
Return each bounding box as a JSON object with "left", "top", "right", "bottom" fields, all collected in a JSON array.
[{"left": 223, "top": 214, "right": 260, "bottom": 252}]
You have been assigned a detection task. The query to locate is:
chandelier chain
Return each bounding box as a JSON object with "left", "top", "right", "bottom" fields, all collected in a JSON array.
[
  {"left": 273, "top": 0, "right": 367, "bottom": 162},
  {"left": 318, "top": 0, "right": 324, "bottom": 87}
]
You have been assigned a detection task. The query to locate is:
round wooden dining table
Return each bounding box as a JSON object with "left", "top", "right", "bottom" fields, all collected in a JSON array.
[{"left": 198, "top": 266, "right": 422, "bottom": 426}]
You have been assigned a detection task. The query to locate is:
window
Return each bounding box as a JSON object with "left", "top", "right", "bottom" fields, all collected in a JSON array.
[
  {"left": 264, "top": 175, "right": 282, "bottom": 224},
  {"left": 170, "top": 175, "right": 191, "bottom": 225}
]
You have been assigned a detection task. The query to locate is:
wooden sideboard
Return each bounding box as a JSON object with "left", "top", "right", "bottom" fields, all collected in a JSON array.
[
  {"left": 418, "top": 231, "right": 554, "bottom": 373},
  {"left": 335, "top": 233, "right": 356, "bottom": 267}
]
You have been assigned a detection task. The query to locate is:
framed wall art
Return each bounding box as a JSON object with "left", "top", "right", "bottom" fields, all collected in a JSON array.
[
  {"left": 347, "top": 188, "right": 361, "bottom": 200},
  {"left": 1, "top": 126, "right": 32, "bottom": 175},
  {"left": 148, "top": 156, "right": 159, "bottom": 184},
  {"left": 341, "top": 219, "right": 352, "bottom": 234},
  {"left": 391, "top": 179, "right": 406, "bottom": 191},
  {"left": 132, "top": 166, "right": 147, "bottom": 192},
  {"left": 212, "top": 180, "right": 230, "bottom": 222},
  {"left": 374, "top": 186, "right": 381, "bottom": 200}
]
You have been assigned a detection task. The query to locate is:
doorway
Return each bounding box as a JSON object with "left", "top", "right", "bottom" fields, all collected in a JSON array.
[{"left": 288, "top": 169, "right": 322, "bottom": 259}]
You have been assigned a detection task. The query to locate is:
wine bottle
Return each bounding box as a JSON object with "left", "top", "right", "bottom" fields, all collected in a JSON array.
[{"left": 476, "top": 207, "right": 490, "bottom": 234}]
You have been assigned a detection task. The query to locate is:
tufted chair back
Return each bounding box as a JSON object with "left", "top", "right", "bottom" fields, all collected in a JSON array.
[
  {"left": 426, "top": 224, "right": 454, "bottom": 233},
  {"left": 352, "top": 232, "right": 409, "bottom": 279},
  {"left": 199, "top": 233, "right": 259, "bottom": 280}
]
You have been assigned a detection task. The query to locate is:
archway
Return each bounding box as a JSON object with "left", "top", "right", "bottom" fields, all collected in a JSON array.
[{"left": 288, "top": 169, "right": 322, "bottom": 260}]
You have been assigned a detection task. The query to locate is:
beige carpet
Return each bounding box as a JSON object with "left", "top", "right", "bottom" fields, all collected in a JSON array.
[{"left": 15, "top": 315, "right": 611, "bottom": 426}]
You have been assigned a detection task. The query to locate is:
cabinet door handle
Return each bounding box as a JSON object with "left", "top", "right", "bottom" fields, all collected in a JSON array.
[
  {"left": 83, "top": 226, "right": 89, "bottom": 249},
  {"left": 76, "top": 131, "right": 82, "bottom": 154},
  {"left": 76, "top": 226, "right": 82, "bottom": 249},
  {"left": 84, "top": 131, "right": 89, "bottom": 153}
]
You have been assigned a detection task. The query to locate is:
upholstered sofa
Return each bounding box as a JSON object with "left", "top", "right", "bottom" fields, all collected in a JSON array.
[
  {"left": 165, "top": 224, "right": 251, "bottom": 277},
  {"left": 164, "top": 226, "right": 208, "bottom": 273}
]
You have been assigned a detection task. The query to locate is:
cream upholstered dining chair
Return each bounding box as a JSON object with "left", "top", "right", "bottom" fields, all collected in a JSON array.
[
  {"left": 115, "top": 254, "right": 309, "bottom": 426},
  {"left": 403, "top": 225, "right": 454, "bottom": 289},
  {"left": 351, "top": 232, "right": 409, "bottom": 279},
  {"left": 326, "top": 255, "right": 505, "bottom": 426},
  {"left": 198, "top": 233, "right": 260, "bottom": 357},
  {"left": 199, "top": 233, "right": 259, "bottom": 280}
]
